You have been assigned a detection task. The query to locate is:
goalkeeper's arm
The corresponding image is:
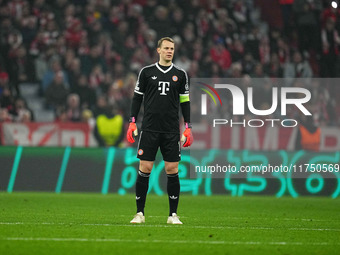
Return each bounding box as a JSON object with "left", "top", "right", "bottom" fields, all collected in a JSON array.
[
  {"left": 180, "top": 95, "right": 193, "bottom": 147},
  {"left": 127, "top": 93, "right": 143, "bottom": 143}
]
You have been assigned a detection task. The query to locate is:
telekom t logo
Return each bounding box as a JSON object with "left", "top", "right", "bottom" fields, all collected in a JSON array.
[
  {"left": 158, "top": 81, "right": 170, "bottom": 95},
  {"left": 201, "top": 84, "right": 312, "bottom": 116}
]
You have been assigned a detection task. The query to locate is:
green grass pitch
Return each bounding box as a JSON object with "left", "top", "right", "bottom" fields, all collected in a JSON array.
[{"left": 0, "top": 192, "right": 339, "bottom": 255}]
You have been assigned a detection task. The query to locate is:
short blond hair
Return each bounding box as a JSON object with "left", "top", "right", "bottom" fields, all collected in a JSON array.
[{"left": 157, "top": 37, "right": 174, "bottom": 48}]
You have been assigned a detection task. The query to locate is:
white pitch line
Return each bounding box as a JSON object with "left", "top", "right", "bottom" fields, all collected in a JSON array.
[
  {"left": 0, "top": 222, "right": 340, "bottom": 232},
  {"left": 1, "top": 237, "right": 339, "bottom": 246},
  {"left": 91, "top": 216, "right": 339, "bottom": 221},
  {"left": 10, "top": 215, "right": 337, "bottom": 222},
  {"left": 117, "top": 216, "right": 338, "bottom": 222}
]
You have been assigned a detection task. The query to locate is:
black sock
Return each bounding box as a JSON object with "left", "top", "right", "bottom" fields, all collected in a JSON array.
[
  {"left": 167, "top": 173, "right": 180, "bottom": 216},
  {"left": 135, "top": 170, "right": 150, "bottom": 214}
]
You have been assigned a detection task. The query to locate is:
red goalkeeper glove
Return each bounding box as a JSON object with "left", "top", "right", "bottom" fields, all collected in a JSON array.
[
  {"left": 181, "top": 123, "right": 193, "bottom": 147},
  {"left": 127, "top": 117, "right": 138, "bottom": 143}
]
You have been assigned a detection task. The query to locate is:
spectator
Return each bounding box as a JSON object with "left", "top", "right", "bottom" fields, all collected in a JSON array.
[
  {"left": 182, "top": 22, "right": 196, "bottom": 46},
  {"left": 63, "top": 48, "right": 76, "bottom": 70},
  {"left": 210, "top": 39, "right": 232, "bottom": 72},
  {"left": 0, "top": 72, "right": 14, "bottom": 112},
  {"left": 19, "top": 6, "right": 38, "bottom": 48},
  {"left": 18, "top": 108, "right": 32, "bottom": 122},
  {"left": 73, "top": 74, "right": 96, "bottom": 109},
  {"left": 68, "top": 57, "right": 82, "bottom": 91},
  {"left": 81, "top": 109, "right": 95, "bottom": 127},
  {"left": 106, "top": 5, "right": 123, "bottom": 32},
  {"left": 232, "top": 0, "right": 249, "bottom": 25},
  {"left": 174, "top": 53, "right": 191, "bottom": 72},
  {"left": 42, "top": 58, "right": 69, "bottom": 92},
  {"left": 34, "top": 46, "right": 56, "bottom": 88},
  {"left": 8, "top": 45, "right": 35, "bottom": 92},
  {"left": 284, "top": 51, "right": 313, "bottom": 86},
  {"left": 0, "top": 85, "right": 14, "bottom": 111},
  {"left": 80, "top": 44, "right": 107, "bottom": 76},
  {"left": 195, "top": 9, "right": 211, "bottom": 39},
  {"left": 295, "top": 115, "right": 320, "bottom": 151},
  {"left": 314, "top": 87, "right": 337, "bottom": 126},
  {"left": 89, "top": 64, "right": 105, "bottom": 92},
  {"left": 279, "top": 0, "right": 294, "bottom": 37},
  {"left": 54, "top": 106, "right": 68, "bottom": 123},
  {"left": 242, "top": 52, "right": 256, "bottom": 75},
  {"left": 45, "top": 71, "right": 69, "bottom": 109},
  {"left": 293, "top": 0, "right": 322, "bottom": 54},
  {"left": 191, "top": 39, "right": 204, "bottom": 62},
  {"left": 320, "top": 17, "right": 340, "bottom": 77},
  {"left": 275, "top": 38, "right": 290, "bottom": 66},
  {"left": 93, "top": 105, "right": 124, "bottom": 147},
  {"left": 143, "top": 0, "right": 158, "bottom": 23},
  {"left": 207, "top": 63, "right": 223, "bottom": 78},
  {"left": 107, "top": 83, "right": 124, "bottom": 111},
  {"left": 9, "top": 97, "right": 34, "bottom": 122},
  {"left": 246, "top": 26, "right": 261, "bottom": 61},
  {"left": 29, "top": 30, "right": 46, "bottom": 57},
  {"left": 150, "top": 6, "right": 171, "bottom": 38},
  {"left": 126, "top": 4, "right": 143, "bottom": 35},
  {"left": 170, "top": 8, "right": 185, "bottom": 36},
  {"left": 111, "top": 21, "right": 129, "bottom": 56},
  {"left": 92, "top": 94, "right": 108, "bottom": 118},
  {"left": 251, "top": 62, "right": 266, "bottom": 78},
  {"left": 188, "top": 60, "right": 199, "bottom": 78},
  {"left": 321, "top": 2, "right": 340, "bottom": 27},
  {"left": 111, "top": 61, "right": 126, "bottom": 82},
  {"left": 51, "top": 0, "right": 68, "bottom": 29},
  {"left": 0, "top": 107, "right": 12, "bottom": 122},
  {"left": 0, "top": 72, "right": 10, "bottom": 96},
  {"left": 264, "top": 53, "right": 283, "bottom": 78},
  {"left": 64, "top": 18, "right": 87, "bottom": 49},
  {"left": 130, "top": 48, "right": 149, "bottom": 73},
  {"left": 88, "top": 20, "right": 103, "bottom": 46},
  {"left": 143, "top": 29, "right": 157, "bottom": 56},
  {"left": 259, "top": 36, "right": 270, "bottom": 65},
  {"left": 215, "top": 8, "right": 237, "bottom": 35},
  {"left": 44, "top": 19, "right": 60, "bottom": 46},
  {"left": 231, "top": 39, "right": 245, "bottom": 63},
  {"left": 65, "top": 93, "right": 81, "bottom": 122},
  {"left": 229, "top": 62, "right": 243, "bottom": 78}
]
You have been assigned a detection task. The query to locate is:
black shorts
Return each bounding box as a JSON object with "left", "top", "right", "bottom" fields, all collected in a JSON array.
[{"left": 137, "top": 131, "right": 181, "bottom": 162}]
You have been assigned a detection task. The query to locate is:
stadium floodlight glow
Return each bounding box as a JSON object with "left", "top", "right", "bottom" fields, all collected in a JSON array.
[{"left": 332, "top": 1, "right": 338, "bottom": 8}]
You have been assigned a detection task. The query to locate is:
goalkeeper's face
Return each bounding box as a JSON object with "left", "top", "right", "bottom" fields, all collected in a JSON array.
[{"left": 157, "top": 40, "right": 175, "bottom": 64}]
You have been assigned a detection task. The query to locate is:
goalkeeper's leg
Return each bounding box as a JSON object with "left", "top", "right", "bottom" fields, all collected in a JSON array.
[
  {"left": 165, "top": 161, "right": 182, "bottom": 224},
  {"left": 130, "top": 160, "right": 153, "bottom": 224},
  {"left": 136, "top": 160, "right": 153, "bottom": 214}
]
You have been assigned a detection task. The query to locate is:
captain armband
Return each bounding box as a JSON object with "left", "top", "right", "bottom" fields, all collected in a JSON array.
[{"left": 179, "top": 94, "right": 190, "bottom": 103}]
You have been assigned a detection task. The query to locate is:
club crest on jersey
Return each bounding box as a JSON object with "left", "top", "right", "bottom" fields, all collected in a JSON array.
[
  {"left": 172, "top": 75, "right": 178, "bottom": 82},
  {"left": 138, "top": 149, "right": 144, "bottom": 155}
]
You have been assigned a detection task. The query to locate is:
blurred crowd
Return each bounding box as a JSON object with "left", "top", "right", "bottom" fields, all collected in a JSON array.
[{"left": 0, "top": 0, "right": 339, "bottom": 126}]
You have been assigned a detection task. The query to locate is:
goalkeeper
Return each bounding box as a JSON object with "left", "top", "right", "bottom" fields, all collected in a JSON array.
[{"left": 127, "top": 37, "right": 193, "bottom": 224}]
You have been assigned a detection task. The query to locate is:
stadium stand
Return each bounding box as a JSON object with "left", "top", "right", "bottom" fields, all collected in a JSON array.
[{"left": 0, "top": 0, "right": 339, "bottom": 127}]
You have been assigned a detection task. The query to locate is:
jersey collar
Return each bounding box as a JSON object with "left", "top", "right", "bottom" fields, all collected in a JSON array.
[{"left": 156, "top": 62, "right": 173, "bottom": 73}]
